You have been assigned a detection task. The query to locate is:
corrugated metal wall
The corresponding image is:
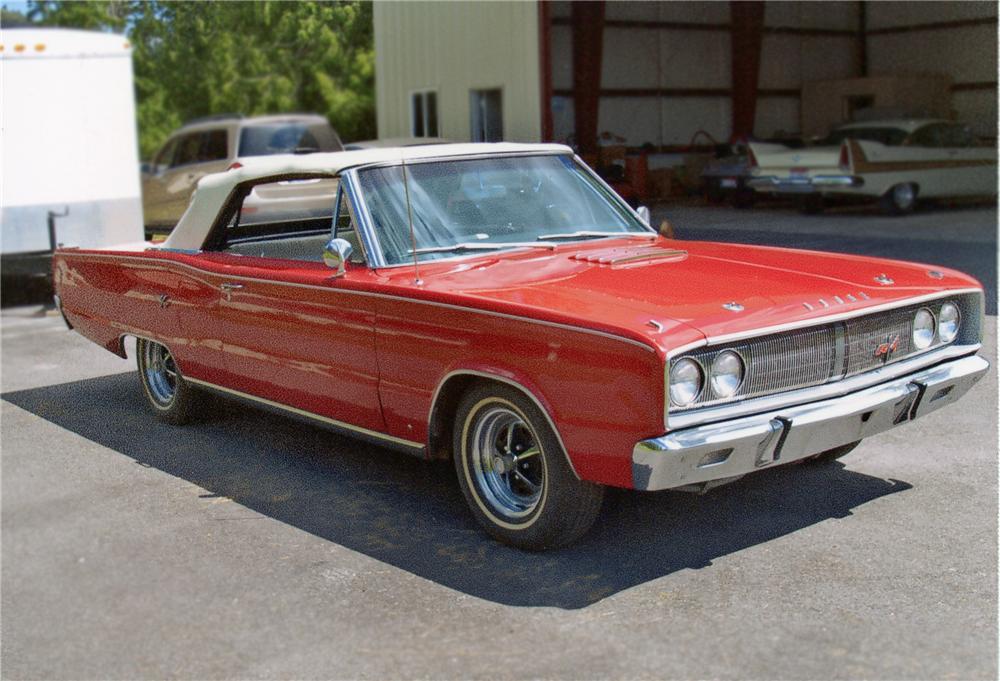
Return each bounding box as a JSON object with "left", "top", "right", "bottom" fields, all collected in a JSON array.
[
  {"left": 866, "top": 1, "right": 997, "bottom": 138},
  {"left": 374, "top": 1, "right": 541, "bottom": 143},
  {"left": 550, "top": 1, "right": 861, "bottom": 146}
]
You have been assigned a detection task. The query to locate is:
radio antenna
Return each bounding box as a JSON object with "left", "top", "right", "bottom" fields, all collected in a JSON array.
[{"left": 400, "top": 155, "right": 423, "bottom": 286}]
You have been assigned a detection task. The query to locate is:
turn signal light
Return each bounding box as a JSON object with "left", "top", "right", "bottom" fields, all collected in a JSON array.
[{"left": 228, "top": 162, "right": 243, "bottom": 170}]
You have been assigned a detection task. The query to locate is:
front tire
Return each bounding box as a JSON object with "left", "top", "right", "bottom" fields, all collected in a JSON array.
[
  {"left": 136, "top": 338, "right": 201, "bottom": 425},
  {"left": 453, "top": 384, "right": 604, "bottom": 550}
]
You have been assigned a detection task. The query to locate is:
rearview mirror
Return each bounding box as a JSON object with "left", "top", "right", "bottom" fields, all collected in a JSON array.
[
  {"left": 636, "top": 205, "right": 651, "bottom": 226},
  {"left": 323, "top": 238, "right": 354, "bottom": 277}
]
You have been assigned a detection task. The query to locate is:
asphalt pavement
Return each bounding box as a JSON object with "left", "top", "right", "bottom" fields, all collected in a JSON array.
[{"left": 2, "top": 203, "right": 998, "bottom": 679}]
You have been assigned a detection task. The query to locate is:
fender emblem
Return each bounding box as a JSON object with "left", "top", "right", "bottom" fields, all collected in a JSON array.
[{"left": 874, "top": 334, "right": 901, "bottom": 362}]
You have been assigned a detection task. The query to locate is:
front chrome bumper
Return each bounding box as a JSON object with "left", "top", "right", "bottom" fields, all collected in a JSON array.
[
  {"left": 633, "top": 354, "right": 989, "bottom": 491},
  {"left": 747, "top": 174, "right": 864, "bottom": 193}
]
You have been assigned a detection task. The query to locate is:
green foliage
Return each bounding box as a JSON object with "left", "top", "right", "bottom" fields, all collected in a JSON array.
[{"left": 26, "top": 0, "right": 375, "bottom": 158}]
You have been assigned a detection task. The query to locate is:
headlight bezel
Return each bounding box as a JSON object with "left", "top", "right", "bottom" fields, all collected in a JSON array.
[
  {"left": 709, "top": 349, "right": 745, "bottom": 399},
  {"left": 938, "top": 302, "right": 961, "bottom": 343},
  {"left": 912, "top": 307, "right": 936, "bottom": 350},
  {"left": 668, "top": 357, "right": 704, "bottom": 407}
]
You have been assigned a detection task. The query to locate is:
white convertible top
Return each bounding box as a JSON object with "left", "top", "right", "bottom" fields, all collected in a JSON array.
[{"left": 161, "top": 142, "right": 572, "bottom": 250}]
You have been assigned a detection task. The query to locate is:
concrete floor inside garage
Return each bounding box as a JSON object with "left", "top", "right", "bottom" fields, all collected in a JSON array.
[{"left": 2, "top": 203, "right": 997, "bottom": 680}]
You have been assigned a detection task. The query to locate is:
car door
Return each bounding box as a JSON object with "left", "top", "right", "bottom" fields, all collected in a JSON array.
[{"left": 175, "top": 176, "right": 387, "bottom": 434}]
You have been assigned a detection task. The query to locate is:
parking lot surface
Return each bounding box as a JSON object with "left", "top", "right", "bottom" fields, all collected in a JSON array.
[{"left": 2, "top": 205, "right": 997, "bottom": 680}]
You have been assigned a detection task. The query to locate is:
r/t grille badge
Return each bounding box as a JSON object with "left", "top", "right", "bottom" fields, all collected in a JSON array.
[{"left": 874, "top": 334, "right": 901, "bottom": 363}]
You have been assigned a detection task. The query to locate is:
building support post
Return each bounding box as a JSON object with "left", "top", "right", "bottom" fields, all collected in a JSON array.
[
  {"left": 572, "top": 0, "right": 605, "bottom": 155},
  {"left": 729, "top": 1, "right": 765, "bottom": 140}
]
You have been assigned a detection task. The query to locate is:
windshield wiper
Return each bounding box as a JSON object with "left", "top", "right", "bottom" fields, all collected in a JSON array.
[
  {"left": 409, "top": 241, "right": 556, "bottom": 255},
  {"left": 536, "top": 230, "right": 658, "bottom": 242}
]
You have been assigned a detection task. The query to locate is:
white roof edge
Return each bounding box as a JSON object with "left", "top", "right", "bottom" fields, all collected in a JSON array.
[
  {"left": 0, "top": 27, "right": 131, "bottom": 57},
  {"left": 162, "top": 143, "right": 573, "bottom": 250}
]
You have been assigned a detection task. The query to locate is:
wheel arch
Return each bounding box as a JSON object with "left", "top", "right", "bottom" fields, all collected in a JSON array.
[{"left": 426, "top": 369, "right": 580, "bottom": 480}]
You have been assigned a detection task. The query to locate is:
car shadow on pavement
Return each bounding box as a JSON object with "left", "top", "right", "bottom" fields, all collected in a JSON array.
[{"left": 4, "top": 373, "right": 913, "bottom": 610}]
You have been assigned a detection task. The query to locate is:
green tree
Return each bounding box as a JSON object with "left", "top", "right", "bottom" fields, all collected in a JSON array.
[{"left": 27, "top": 1, "right": 375, "bottom": 158}]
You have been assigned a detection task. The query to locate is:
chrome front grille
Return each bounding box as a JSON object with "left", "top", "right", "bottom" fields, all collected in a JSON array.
[{"left": 671, "top": 293, "right": 982, "bottom": 411}]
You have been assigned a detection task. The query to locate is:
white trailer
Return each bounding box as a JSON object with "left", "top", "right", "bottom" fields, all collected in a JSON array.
[{"left": 1, "top": 28, "right": 143, "bottom": 284}]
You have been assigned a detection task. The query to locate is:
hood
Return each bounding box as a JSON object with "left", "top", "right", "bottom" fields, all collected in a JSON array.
[{"left": 380, "top": 236, "right": 980, "bottom": 356}]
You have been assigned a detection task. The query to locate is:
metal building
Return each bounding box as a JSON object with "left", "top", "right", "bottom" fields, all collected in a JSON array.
[{"left": 374, "top": 1, "right": 996, "bottom": 154}]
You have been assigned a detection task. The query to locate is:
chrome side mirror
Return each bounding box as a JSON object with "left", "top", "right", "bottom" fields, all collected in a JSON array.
[
  {"left": 323, "top": 238, "right": 353, "bottom": 277},
  {"left": 636, "top": 205, "right": 651, "bottom": 226}
]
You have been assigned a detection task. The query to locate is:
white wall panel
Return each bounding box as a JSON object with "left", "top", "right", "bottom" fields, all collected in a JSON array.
[
  {"left": 551, "top": 24, "right": 572, "bottom": 91},
  {"left": 759, "top": 35, "right": 857, "bottom": 90},
  {"left": 754, "top": 98, "right": 801, "bottom": 138},
  {"left": 656, "top": 2, "right": 729, "bottom": 24},
  {"left": 658, "top": 97, "right": 731, "bottom": 145},
  {"left": 766, "top": 2, "right": 858, "bottom": 30},
  {"left": 579, "top": 97, "right": 733, "bottom": 147},
  {"left": 866, "top": 1, "right": 997, "bottom": 30},
  {"left": 868, "top": 25, "right": 998, "bottom": 84},
  {"left": 952, "top": 91, "right": 998, "bottom": 137},
  {"left": 601, "top": 27, "right": 660, "bottom": 88},
  {"left": 659, "top": 29, "right": 730, "bottom": 88},
  {"left": 598, "top": 98, "right": 661, "bottom": 146},
  {"left": 605, "top": 1, "right": 659, "bottom": 23}
]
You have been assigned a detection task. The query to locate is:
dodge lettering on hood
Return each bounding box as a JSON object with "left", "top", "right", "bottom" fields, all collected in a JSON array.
[{"left": 53, "top": 143, "right": 988, "bottom": 550}]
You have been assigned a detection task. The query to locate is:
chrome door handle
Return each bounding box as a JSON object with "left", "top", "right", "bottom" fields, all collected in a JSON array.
[{"left": 220, "top": 282, "right": 243, "bottom": 300}]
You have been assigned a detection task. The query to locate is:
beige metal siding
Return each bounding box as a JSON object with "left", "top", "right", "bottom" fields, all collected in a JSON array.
[{"left": 374, "top": 1, "right": 541, "bottom": 143}]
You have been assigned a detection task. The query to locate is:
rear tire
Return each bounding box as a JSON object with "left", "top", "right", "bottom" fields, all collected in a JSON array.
[
  {"left": 880, "top": 183, "right": 918, "bottom": 215},
  {"left": 806, "top": 440, "right": 862, "bottom": 464},
  {"left": 136, "top": 338, "right": 202, "bottom": 425},
  {"left": 453, "top": 384, "right": 604, "bottom": 550}
]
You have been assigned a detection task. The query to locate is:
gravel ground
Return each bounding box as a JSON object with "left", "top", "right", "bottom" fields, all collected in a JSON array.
[{"left": 2, "top": 203, "right": 997, "bottom": 679}]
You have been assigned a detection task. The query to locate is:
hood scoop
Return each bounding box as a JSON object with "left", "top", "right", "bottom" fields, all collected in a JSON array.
[{"left": 571, "top": 246, "right": 688, "bottom": 268}]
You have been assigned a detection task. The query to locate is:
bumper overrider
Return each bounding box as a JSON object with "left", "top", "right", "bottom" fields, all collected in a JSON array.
[
  {"left": 747, "top": 175, "right": 864, "bottom": 193},
  {"left": 633, "top": 354, "right": 989, "bottom": 491}
]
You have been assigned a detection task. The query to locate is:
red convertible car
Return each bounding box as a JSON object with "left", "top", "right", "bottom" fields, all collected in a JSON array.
[{"left": 53, "top": 143, "right": 988, "bottom": 549}]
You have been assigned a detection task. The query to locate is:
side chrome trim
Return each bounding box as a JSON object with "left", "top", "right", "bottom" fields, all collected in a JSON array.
[
  {"left": 666, "top": 342, "right": 980, "bottom": 430},
  {"left": 184, "top": 376, "right": 425, "bottom": 451},
  {"left": 428, "top": 369, "right": 581, "bottom": 479},
  {"left": 59, "top": 252, "right": 658, "bottom": 353},
  {"left": 665, "top": 288, "right": 983, "bottom": 358}
]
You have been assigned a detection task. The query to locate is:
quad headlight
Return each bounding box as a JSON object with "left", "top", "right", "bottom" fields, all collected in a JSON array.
[
  {"left": 669, "top": 358, "right": 703, "bottom": 407},
  {"left": 938, "top": 302, "right": 960, "bottom": 343},
  {"left": 913, "top": 307, "right": 936, "bottom": 349},
  {"left": 710, "top": 350, "right": 745, "bottom": 398}
]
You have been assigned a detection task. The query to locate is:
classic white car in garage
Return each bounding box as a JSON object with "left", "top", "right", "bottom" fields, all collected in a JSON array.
[{"left": 747, "top": 119, "right": 997, "bottom": 214}]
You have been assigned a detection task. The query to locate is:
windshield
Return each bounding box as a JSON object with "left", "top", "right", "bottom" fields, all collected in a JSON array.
[
  {"left": 356, "top": 154, "right": 651, "bottom": 264},
  {"left": 818, "top": 127, "right": 908, "bottom": 147}
]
